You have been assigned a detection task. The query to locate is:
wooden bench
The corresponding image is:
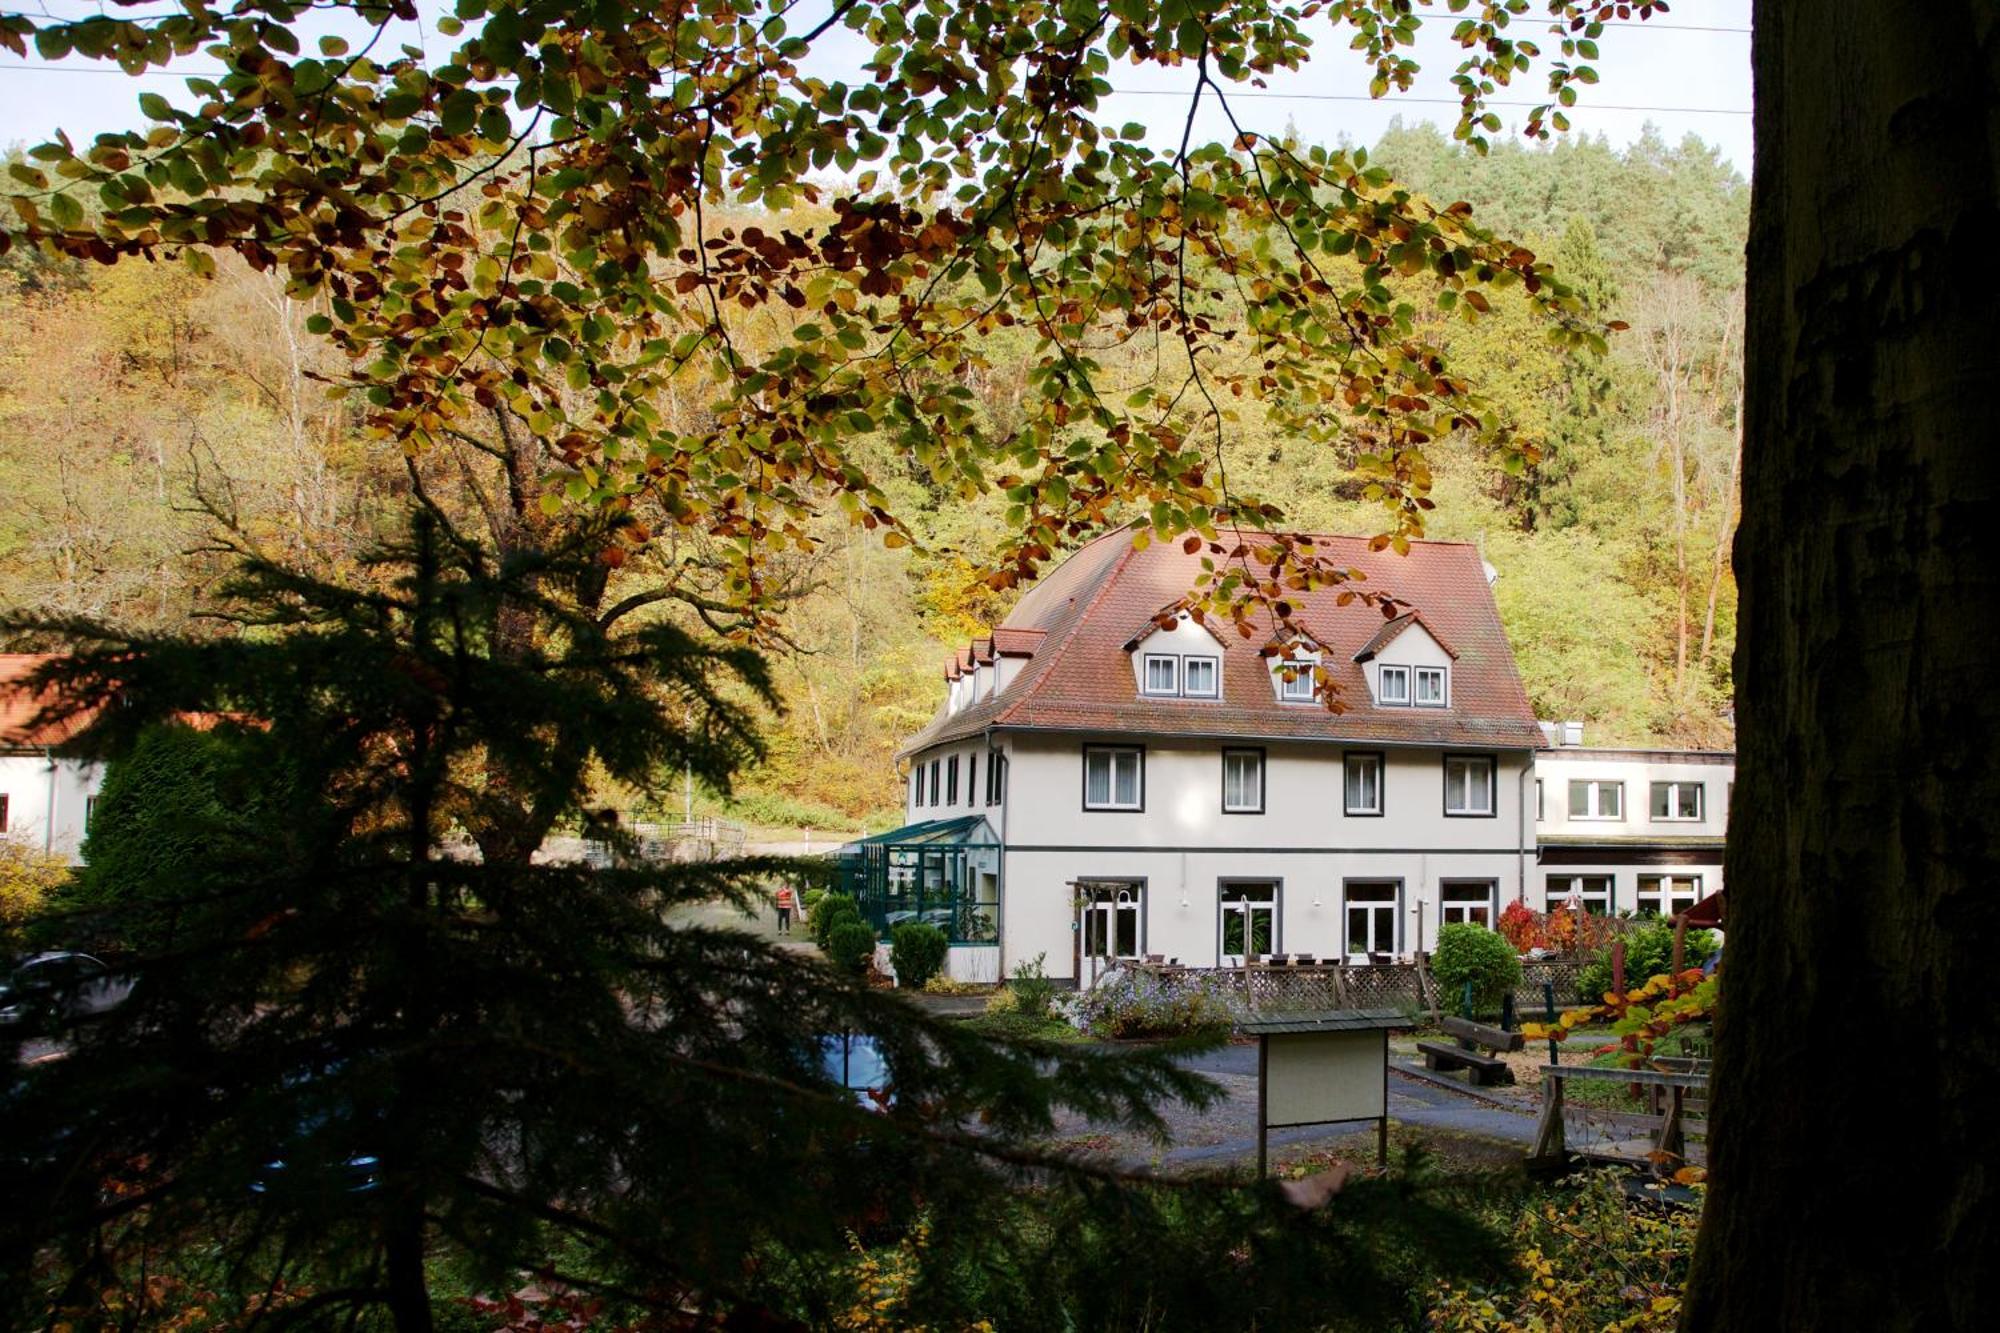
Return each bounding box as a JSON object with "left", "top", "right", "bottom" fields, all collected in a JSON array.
[{"left": 1416, "top": 1017, "right": 1525, "bottom": 1087}]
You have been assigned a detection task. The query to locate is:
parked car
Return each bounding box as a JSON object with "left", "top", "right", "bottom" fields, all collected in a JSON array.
[
  {"left": 0, "top": 953, "right": 134, "bottom": 1032},
  {"left": 249, "top": 1059, "right": 383, "bottom": 1197}
]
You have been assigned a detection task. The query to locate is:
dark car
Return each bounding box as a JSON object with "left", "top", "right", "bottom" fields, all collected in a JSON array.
[
  {"left": 249, "top": 1060, "right": 383, "bottom": 1197},
  {"left": 0, "top": 952, "right": 134, "bottom": 1032}
]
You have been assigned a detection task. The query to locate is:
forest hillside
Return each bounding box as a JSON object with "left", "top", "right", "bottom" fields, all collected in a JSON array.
[{"left": 0, "top": 123, "right": 1745, "bottom": 833}]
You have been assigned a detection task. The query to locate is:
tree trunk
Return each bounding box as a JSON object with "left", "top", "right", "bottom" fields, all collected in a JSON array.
[{"left": 1683, "top": 4, "right": 1999, "bottom": 1328}]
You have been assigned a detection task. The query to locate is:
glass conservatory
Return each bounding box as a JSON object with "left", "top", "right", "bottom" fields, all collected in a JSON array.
[{"left": 833, "top": 815, "right": 1002, "bottom": 946}]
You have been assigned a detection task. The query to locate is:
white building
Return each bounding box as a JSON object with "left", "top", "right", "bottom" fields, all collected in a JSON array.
[
  {"left": 1, "top": 654, "right": 103, "bottom": 864},
  {"left": 883, "top": 526, "right": 1733, "bottom": 984},
  {"left": 1531, "top": 726, "right": 1730, "bottom": 920},
  {"left": 891, "top": 527, "right": 1548, "bottom": 984}
]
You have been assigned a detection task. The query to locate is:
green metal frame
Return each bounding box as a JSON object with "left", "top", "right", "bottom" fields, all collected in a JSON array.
[{"left": 834, "top": 816, "right": 1002, "bottom": 946}]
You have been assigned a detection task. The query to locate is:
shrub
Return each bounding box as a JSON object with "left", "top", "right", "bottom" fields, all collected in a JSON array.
[
  {"left": 1, "top": 836, "right": 71, "bottom": 951},
  {"left": 1070, "top": 969, "right": 1246, "bottom": 1040},
  {"left": 1578, "top": 920, "right": 1719, "bottom": 1001},
  {"left": 1429, "top": 1173, "right": 1702, "bottom": 1331},
  {"left": 826, "top": 920, "right": 878, "bottom": 975},
  {"left": 888, "top": 922, "right": 948, "bottom": 990},
  {"left": 1431, "top": 923, "right": 1523, "bottom": 1012},
  {"left": 1496, "top": 899, "right": 1545, "bottom": 953},
  {"left": 1007, "top": 952, "right": 1056, "bottom": 1020},
  {"left": 810, "top": 891, "right": 861, "bottom": 948}
]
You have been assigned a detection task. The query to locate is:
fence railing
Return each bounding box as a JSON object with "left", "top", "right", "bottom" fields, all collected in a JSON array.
[{"left": 1127, "top": 956, "right": 1590, "bottom": 1015}]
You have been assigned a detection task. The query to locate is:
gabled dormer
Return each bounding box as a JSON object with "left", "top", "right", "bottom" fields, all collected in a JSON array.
[
  {"left": 1353, "top": 613, "right": 1458, "bottom": 709},
  {"left": 1122, "top": 609, "right": 1226, "bottom": 700},
  {"left": 1259, "top": 628, "right": 1325, "bottom": 704}
]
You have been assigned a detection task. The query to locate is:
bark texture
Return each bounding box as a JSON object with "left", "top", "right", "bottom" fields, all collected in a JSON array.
[{"left": 1684, "top": 3, "right": 2000, "bottom": 1328}]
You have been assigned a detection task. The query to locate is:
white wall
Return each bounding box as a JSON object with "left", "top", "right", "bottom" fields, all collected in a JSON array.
[
  {"left": 1530, "top": 749, "right": 1732, "bottom": 911},
  {"left": 1004, "top": 734, "right": 1531, "bottom": 853},
  {"left": 0, "top": 753, "right": 102, "bottom": 865},
  {"left": 991, "top": 734, "right": 1535, "bottom": 980}
]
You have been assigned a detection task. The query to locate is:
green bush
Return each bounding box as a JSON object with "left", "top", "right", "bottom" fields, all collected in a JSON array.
[
  {"left": 826, "top": 920, "right": 878, "bottom": 975},
  {"left": 1431, "top": 923, "right": 1524, "bottom": 1012},
  {"left": 889, "top": 921, "right": 949, "bottom": 990},
  {"left": 1578, "top": 920, "right": 1719, "bottom": 1000},
  {"left": 66, "top": 721, "right": 311, "bottom": 955},
  {"left": 809, "top": 891, "right": 861, "bottom": 948},
  {"left": 1008, "top": 952, "right": 1057, "bottom": 1020}
]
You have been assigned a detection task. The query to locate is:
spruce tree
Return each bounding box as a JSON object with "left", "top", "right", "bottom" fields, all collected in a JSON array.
[{"left": 2, "top": 511, "right": 1509, "bottom": 1329}]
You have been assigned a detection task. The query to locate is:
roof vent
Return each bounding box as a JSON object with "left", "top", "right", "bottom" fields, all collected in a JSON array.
[
  {"left": 1561, "top": 720, "right": 1585, "bottom": 747},
  {"left": 1482, "top": 559, "right": 1499, "bottom": 586}
]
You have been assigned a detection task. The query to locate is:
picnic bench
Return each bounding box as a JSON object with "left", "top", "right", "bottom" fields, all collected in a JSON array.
[{"left": 1415, "top": 1015, "right": 1524, "bottom": 1087}]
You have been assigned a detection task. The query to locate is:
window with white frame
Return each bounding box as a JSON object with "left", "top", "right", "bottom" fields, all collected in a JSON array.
[
  {"left": 1637, "top": 874, "right": 1702, "bottom": 918},
  {"left": 1181, "top": 656, "right": 1219, "bottom": 698},
  {"left": 1221, "top": 748, "right": 1264, "bottom": 813},
  {"left": 1536, "top": 778, "right": 1545, "bottom": 820},
  {"left": 1414, "top": 665, "right": 1448, "bottom": 707},
  {"left": 1141, "top": 653, "right": 1179, "bottom": 695},
  {"left": 1344, "top": 751, "right": 1383, "bottom": 816},
  {"left": 1650, "top": 781, "right": 1704, "bottom": 821},
  {"left": 1276, "top": 658, "right": 1318, "bottom": 702},
  {"left": 913, "top": 765, "right": 925, "bottom": 807},
  {"left": 1345, "top": 882, "right": 1399, "bottom": 959},
  {"left": 1440, "top": 880, "right": 1498, "bottom": 929},
  {"left": 1568, "top": 778, "right": 1624, "bottom": 820},
  {"left": 1549, "top": 874, "right": 1614, "bottom": 915},
  {"left": 1444, "top": 754, "right": 1496, "bottom": 816},
  {"left": 1377, "top": 664, "right": 1411, "bottom": 705},
  {"left": 966, "top": 754, "right": 977, "bottom": 807},
  {"left": 1083, "top": 745, "right": 1144, "bottom": 810}
]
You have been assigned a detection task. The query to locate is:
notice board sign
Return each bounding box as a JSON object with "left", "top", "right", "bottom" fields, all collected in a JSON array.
[{"left": 1241, "top": 1008, "right": 1403, "bottom": 1174}]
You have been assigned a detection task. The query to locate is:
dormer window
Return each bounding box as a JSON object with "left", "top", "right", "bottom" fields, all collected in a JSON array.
[
  {"left": 1138, "top": 652, "right": 1221, "bottom": 699},
  {"left": 1414, "top": 666, "right": 1447, "bottom": 707},
  {"left": 1278, "top": 666, "right": 1316, "bottom": 702},
  {"left": 1378, "top": 665, "right": 1411, "bottom": 706},
  {"left": 1182, "top": 657, "right": 1219, "bottom": 698}
]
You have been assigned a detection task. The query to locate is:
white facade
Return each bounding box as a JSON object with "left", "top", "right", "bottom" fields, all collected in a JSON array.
[
  {"left": 906, "top": 733, "right": 1538, "bottom": 982},
  {"left": 0, "top": 750, "right": 102, "bottom": 864},
  {"left": 1530, "top": 744, "right": 1731, "bottom": 919}
]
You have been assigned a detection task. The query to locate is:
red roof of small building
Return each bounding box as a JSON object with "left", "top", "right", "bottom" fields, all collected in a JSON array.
[
  {"left": 899, "top": 526, "right": 1543, "bottom": 757},
  {"left": 0, "top": 654, "right": 97, "bottom": 750}
]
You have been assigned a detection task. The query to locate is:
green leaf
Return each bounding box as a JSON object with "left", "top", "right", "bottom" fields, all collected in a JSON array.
[{"left": 138, "top": 92, "right": 174, "bottom": 122}]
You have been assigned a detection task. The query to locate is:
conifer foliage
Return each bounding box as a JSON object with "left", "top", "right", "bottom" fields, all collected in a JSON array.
[{"left": 0, "top": 513, "right": 1506, "bottom": 1329}]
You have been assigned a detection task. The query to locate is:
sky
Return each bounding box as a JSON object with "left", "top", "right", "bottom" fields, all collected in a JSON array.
[{"left": 0, "top": 1, "right": 1752, "bottom": 174}]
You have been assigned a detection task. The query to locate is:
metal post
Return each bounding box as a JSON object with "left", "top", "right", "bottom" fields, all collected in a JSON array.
[
  {"left": 1544, "top": 980, "right": 1559, "bottom": 1066},
  {"left": 1378, "top": 1029, "right": 1390, "bottom": 1167},
  {"left": 1257, "top": 1035, "right": 1269, "bottom": 1178}
]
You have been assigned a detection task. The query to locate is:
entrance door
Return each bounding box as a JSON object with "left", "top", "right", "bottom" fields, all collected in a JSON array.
[
  {"left": 1077, "top": 882, "right": 1144, "bottom": 986},
  {"left": 1219, "top": 881, "right": 1278, "bottom": 966},
  {"left": 1344, "top": 881, "right": 1400, "bottom": 961}
]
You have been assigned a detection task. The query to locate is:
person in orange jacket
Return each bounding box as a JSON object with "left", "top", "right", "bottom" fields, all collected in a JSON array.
[{"left": 773, "top": 882, "right": 798, "bottom": 936}]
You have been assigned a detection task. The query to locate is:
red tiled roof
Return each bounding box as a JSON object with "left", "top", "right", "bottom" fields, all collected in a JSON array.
[
  {"left": 899, "top": 527, "right": 1543, "bottom": 756},
  {"left": 990, "top": 627, "right": 1047, "bottom": 656},
  {"left": 0, "top": 654, "right": 97, "bottom": 750}
]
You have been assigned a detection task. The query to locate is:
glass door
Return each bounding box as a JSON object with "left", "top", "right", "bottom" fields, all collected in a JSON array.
[
  {"left": 1219, "top": 882, "right": 1278, "bottom": 965},
  {"left": 1344, "top": 881, "right": 1399, "bottom": 961},
  {"left": 1080, "top": 883, "right": 1144, "bottom": 974}
]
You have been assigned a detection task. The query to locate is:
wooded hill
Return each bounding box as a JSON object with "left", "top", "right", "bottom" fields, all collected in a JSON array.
[{"left": 0, "top": 122, "right": 1745, "bottom": 832}]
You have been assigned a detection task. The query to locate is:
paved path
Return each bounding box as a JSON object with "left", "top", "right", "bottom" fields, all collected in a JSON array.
[{"left": 1048, "top": 1042, "right": 1539, "bottom": 1172}]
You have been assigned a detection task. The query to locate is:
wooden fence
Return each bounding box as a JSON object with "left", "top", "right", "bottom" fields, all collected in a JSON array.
[{"left": 1131, "top": 956, "right": 1589, "bottom": 1016}]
